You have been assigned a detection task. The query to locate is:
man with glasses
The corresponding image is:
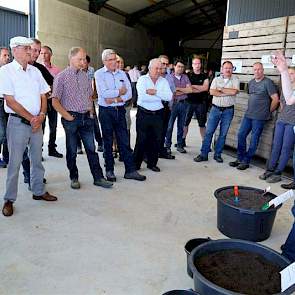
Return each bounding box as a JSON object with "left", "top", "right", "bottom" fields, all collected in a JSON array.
[
  {"left": 95, "top": 49, "right": 146, "bottom": 182},
  {"left": 0, "top": 36, "right": 58, "bottom": 217},
  {"left": 158, "top": 54, "right": 176, "bottom": 160}
]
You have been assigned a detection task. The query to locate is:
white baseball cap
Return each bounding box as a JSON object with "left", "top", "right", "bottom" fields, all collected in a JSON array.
[{"left": 10, "top": 36, "right": 34, "bottom": 49}]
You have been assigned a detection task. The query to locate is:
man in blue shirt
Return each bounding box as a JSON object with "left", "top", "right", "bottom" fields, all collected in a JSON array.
[{"left": 95, "top": 49, "right": 146, "bottom": 182}]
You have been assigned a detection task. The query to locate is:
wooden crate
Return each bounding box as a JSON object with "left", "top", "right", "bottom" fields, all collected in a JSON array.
[{"left": 218, "top": 15, "right": 295, "bottom": 163}]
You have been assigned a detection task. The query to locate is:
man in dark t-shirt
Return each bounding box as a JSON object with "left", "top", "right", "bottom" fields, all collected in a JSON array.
[
  {"left": 183, "top": 57, "right": 209, "bottom": 145},
  {"left": 229, "top": 62, "right": 279, "bottom": 170}
]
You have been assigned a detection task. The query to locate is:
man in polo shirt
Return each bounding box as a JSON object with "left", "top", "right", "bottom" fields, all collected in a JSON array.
[
  {"left": 165, "top": 60, "right": 192, "bottom": 154},
  {"left": 0, "top": 47, "right": 10, "bottom": 168},
  {"left": 0, "top": 36, "right": 58, "bottom": 217},
  {"left": 39, "top": 45, "right": 61, "bottom": 77},
  {"left": 194, "top": 61, "right": 239, "bottom": 163},
  {"left": 134, "top": 58, "right": 173, "bottom": 171},
  {"left": 229, "top": 62, "right": 279, "bottom": 170},
  {"left": 95, "top": 48, "right": 146, "bottom": 182},
  {"left": 52, "top": 47, "right": 112, "bottom": 190}
]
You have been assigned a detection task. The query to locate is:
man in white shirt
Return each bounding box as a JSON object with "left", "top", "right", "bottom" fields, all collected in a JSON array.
[
  {"left": 134, "top": 58, "right": 173, "bottom": 172},
  {"left": 128, "top": 65, "right": 141, "bottom": 106},
  {"left": 0, "top": 36, "right": 58, "bottom": 217}
]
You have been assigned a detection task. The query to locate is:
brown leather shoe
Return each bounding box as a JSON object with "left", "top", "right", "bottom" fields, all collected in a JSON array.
[
  {"left": 2, "top": 201, "right": 13, "bottom": 217},
  {"left": 32, "top": 192, "right": 58, "bottom": 201}
]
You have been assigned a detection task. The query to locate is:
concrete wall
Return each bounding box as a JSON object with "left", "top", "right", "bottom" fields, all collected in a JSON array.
[{"left": 36, "top": 0, "right": 163, "bottom": 69}]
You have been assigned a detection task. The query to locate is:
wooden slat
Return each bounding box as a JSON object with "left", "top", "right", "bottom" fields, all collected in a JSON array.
[
  {"left": 224, "top": 17, "right": 286, "bottom": 32},
  {"left": 222, "top": 50, "right": 277, "bottom": 59},
  {"left": 233, "top": 74, "right": 280, "bottom": 84},
  {"left": 223, "top": 26, "right": 286, "bottom": 39},
  {"left": 285, "top": 49, "right": 295, "bottom": 58},
  {"left": 240, "top": 67, "right": 279, "bottom": 75},
  {"left": 288, "top": 24, "right": 295, "bottom": 33},
  {"left": 222, "top": 34, "right": 285, "bottom": 47},
  {"left": 221, "top": 59, "right": 261, "bottom": 67},
  {"left": 287, "top": 33, "right": 295, "bottom": 42},
  {"left": 289, "top": 16, "right": 295, "bottom": 25},
  {"left": 286, "top": 43, "right": 295, "bottom": 49},
  {"left": 223, "top": 43, "right": 284, "bottom": 52}
]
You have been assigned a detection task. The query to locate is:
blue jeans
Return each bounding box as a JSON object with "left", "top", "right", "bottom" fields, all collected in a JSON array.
[
  {"left": 282, "top": 201, "right": 295, "bottom": 262},
  {"left": 165, "top": 101, "right": 188, "bottom": 147},
  {"left": 237, "top": 116, "right": 265, "bottom": 164},
  {"left": 268, "top": 121, "right": 295, "bottom": 173},
  {"left": 0, "top": 99, "right": 9, "bottom": 163},
  {"left": 99, "top": 106, "right": 135, "bottom": 173},
  {"left": 61, "top": 112, "right": 103, "bottom": 181},
  {"left": 201, "top": 105, "right": 234, "bottom": 157}
]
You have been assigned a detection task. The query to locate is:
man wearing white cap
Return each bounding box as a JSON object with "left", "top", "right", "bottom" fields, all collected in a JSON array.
[{"left": 0, "top": 36, "right": 58, "bottom": 217}]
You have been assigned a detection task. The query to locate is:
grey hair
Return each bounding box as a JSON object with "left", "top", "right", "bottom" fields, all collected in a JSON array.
[
  {"left": 148, "top": 58, "right": 161, "bottom": 69},
  {"left": 68, "top": 47, "right": 84, "bottom": 60},
  {"left": 102, "top": 49, "right": 116, "bottom": 61}
]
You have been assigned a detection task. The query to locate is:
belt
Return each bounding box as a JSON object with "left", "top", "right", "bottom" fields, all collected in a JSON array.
[
  {"left": 138, "top": 106, "right": 163, "bottom": 115},
  {"left": 212, "top": 104, "right": 234, "bottom": 111},
  {"left": 99, "top": 105, "right": 125, "bottom": 110},
  {"left": 176, "top": 99, "right": 186, "bottom": 103},
  {"left": 10, "top": 113, "right": 31, "bottom": 125}
]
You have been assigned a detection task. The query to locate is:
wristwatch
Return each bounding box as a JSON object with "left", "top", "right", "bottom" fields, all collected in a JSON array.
[
  {"left": 40, "top": 112, "right": 46, "bottom": 118},
  {"left": 114, "top": 98, "right": 118, "bottom": 103}
]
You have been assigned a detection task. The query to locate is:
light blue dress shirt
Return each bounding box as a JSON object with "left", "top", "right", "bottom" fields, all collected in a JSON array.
[
  {"left": 136, "top": 74, "right": 173, "bottom": 111},
  {"left": 95, "top": 66, "right": 132, "bottom": 107}
]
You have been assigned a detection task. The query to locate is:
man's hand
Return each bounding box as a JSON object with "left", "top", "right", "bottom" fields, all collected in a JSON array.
[
  {"left": 63, "top": 112, "right": 75, "bottom": 121},
  {"left": 30, "top": 116, "right": 44, "bottom": 132},
  {"left": 119, "top": 86, "right": 127, "bottom": 96},
  {"left": 272, "top": 50, "right": 288, "bottom": 73},
  {"left": 105, "top": 97, "right": 124, "bottom": 104},
  {"left": 146, "top": 89, "right": 157, "bottom": 95}
]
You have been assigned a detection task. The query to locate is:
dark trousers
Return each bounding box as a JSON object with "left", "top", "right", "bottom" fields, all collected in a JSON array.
[
  {"left": 131, "top": 82, "right": 138, "bottom": 106},
  {"left": 99, "top": 106, "right": 135, "bottom": 173},
  {"left": 61, "top": 112, "right": 103, "bottom": 181},
  {"left": 134, "top": 107, "right": 163, "bottom": 168},
  {"left": 0, "top": 99, "right": 9, "bottom": 163},
  {"left": 282, "top": 201, "right": 295, "bottom": 262},
  {"left": 159, "top": 103, "right": 171, "bottom": 155}
]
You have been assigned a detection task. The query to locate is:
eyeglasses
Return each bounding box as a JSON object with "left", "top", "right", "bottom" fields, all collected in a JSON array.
[{"left": 161, "top": 62, "right": 168, "bottom": 65}]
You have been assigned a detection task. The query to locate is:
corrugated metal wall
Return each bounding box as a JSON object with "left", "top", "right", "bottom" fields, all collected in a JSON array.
[
  {"left": 227, "top": 0, "right": 295, "bottom": 26},
  {"left": 0, "top": 7, "right": 28, "bottom": 48}
]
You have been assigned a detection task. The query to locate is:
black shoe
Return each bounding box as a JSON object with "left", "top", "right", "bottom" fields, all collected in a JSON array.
[
  {"left": 124, "top": 171, "right": 146, "bottom": 181},
  {"left": 106, "top": 171, "right": 116, "bottom": 182},
  {"left": 94, "top": 178, "right": 113, "bottom": 188},
  {"left": 194, "top": 155, "right": 208, "bottom": 162},
  {"left": 97, "top": 145, "right": 103, "bottom": 152},
  {"left": 237, "top": 163, "right": 249, "bottom": 170},
  {"left": 24, "top": 176, "right": 30, "bottom": 184},
  {"left": 48, "top": 149, "right": 63, "bottom": 158},
  {"left": 159, "top": 153, "right": 175, "bottom": 160},
  {"left": 281, "top": 181, "right": 295, "bottom": 189},
  {"left": 147, "top": 166, "right": 160, "bottom": 172},
  {"left": 214, "top": 155, "right": 223, "bottom": 163},
  {"left": 177, "top": 146, "right": 186, "bottom": 153},
  {"left": 259, "top": 170, "right": 274, "bottom": 180},
  {"left": 229, "top": 160, "right": 240, "bottom": 167}
]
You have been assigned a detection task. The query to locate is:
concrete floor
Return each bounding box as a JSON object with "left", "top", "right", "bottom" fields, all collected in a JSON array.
[{"left": 0, "top": 109, "right": 294, "bottom": 295}]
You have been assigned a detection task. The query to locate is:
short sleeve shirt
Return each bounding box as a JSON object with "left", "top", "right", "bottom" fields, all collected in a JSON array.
[
  {"left": 52, "top": 67, "right": 93, "bottom": 113},
  {"left": 210, "top": 75, "right": 239, "bottom": 107},
  {"left": 0, "top": 59, "right": 50, "bottom": 115},
  {"left": 187, "top": 72, "right": 208, "bottom": 104},
  {"left": 278, "top": 92, "right": 295, "bottom": 125},
  {"left": 246, "top": 77, "right": 277, "bottom": 120}
]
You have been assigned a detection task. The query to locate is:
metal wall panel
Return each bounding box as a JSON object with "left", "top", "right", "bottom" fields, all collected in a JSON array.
[
  {"left": 0, "top": 7, "right": 28, "bottom": 48},
  {"left": 227, "top": 0, "right": 295, "bottom": 26}
]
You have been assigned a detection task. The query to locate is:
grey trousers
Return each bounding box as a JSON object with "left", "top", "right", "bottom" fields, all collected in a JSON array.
[{"left": 4, "top": 116, "right": 45, "bottom": 202}]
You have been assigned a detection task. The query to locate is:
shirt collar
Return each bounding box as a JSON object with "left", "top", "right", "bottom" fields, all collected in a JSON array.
[
  {"left": 68, "top": 66, "right": 81, "bottom": 74},
  {"left": 12, "top": 59, "right": 32, "bottom": 71},
  {"left": 103, "top": 65, "right": 119, "bottom": 74}
]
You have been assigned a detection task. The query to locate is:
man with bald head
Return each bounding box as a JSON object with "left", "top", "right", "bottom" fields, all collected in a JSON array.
[
  {"left": 229, "top": 62, "right": 279, "bottom": 170},
  {"left": 134, "top": 58, "right": 173, "bottom": 172},
  {"left": 52, "top": 47, "right": 112, "bottom": 190}
]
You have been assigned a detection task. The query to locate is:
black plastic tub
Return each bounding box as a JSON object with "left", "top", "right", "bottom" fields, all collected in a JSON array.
[
  {"left": 184, "top": 238, "right": 211, "bottom": 278},
  {"left": 188, "top": 239, "right": 292, "bottom": 295},
  {"left": 214, "top": 186, "right": 281, "bottom": 242},
  {"left": 162, "top": 290, "right": 199, "bottom": 295}
]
